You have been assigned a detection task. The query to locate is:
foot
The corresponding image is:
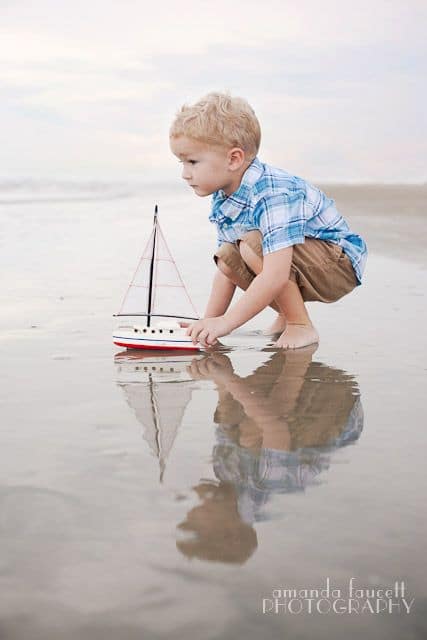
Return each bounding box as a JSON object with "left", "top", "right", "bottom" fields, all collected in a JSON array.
[
  {"left": 275, "top": 323, "right": 319, "bottom": 350},
  {"left": 263, "top": 313, "right": 287, "bottom": 335}
]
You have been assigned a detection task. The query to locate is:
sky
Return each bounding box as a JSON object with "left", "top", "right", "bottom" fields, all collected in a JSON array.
[{"left": 1, "top": 0, "right": 426, "bottom": 183}]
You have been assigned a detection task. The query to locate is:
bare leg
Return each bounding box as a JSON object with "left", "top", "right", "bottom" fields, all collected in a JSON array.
[
  {"left": 264, "top": 312, "right": 287, "bottom": 334},
  {"left": 272, "top": 280, "right": 319, "bottom": 348},
  {"left": 239, "top": 242, "right": 319, "bottom": 349}
]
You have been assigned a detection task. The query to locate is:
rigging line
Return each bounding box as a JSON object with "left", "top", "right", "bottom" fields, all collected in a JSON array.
[
  {"left": 157, "top": 221, "right": 199, "bottom": 318},
  {"left": 116, "top": 226, "right": 155, "bottom": 315}
]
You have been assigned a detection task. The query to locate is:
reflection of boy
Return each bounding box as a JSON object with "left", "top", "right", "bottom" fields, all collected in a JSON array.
[
  {"left": 170, "top": 92, "right": 367, "bottom": 349},
  {"left": 176, "top": 482, "right": 258, "bottom": 565},
  {"left": 191, "top": 352, "right": 364, "bottom": 524}
]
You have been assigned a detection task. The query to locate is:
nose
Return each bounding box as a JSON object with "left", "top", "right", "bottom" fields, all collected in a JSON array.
[{"left": 181, "top": 165, "right": 191, "bottom": 181}]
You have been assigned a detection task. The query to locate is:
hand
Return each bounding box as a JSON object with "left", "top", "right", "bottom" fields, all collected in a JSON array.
[
  {"left": 185, "top": 316, "right": 231, "bottom": 347},
  {"left": 186, "top": 353, "right": 235, "bottom": 381}
]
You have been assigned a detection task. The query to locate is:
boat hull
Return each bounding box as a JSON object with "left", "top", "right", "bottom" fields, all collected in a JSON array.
[
  {"left": 113, "top": 340, "right": 199, "bottom": 351},
  {"left": 113, "top": 325, "right": 201, "bottom": 351}
]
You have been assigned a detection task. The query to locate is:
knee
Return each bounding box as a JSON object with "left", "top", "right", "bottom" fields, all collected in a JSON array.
[
  {"left": 216, "top": 256, "right": 234, "bottom": 278},
  {"left": 239, "top": 231, "right": 263, "bottom": 269},
  {"left": 214, "top": 243, "right": 238, "bottom": 278}
]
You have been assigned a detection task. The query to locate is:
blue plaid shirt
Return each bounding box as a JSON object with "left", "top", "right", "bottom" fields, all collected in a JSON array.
[{"left": 209, "top": 157, "right": 367, "bottom": 283}]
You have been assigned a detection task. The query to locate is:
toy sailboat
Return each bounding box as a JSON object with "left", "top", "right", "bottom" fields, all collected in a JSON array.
[{"left": 113, "top": 205, "right": 201, "bottom": 351}]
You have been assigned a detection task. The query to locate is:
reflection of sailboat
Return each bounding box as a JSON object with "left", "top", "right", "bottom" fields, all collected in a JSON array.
[
  {"left": 113, "top": 206, "right": 201, "bottom": 351},
  {"left": 115, "top": 350, "right": 201, "bottom": 481}
]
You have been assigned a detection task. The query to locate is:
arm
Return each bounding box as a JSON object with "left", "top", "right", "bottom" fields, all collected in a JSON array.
[
  {"left": 204, "top": 268, "right": 236, "bottom": 318},
  {"left": 224, "top": 246, "right": 293, "bottom": 332},
  {"left": 217, "top": 373, "right": 291, "bottom": 450},
  {"left": 186, "top": 246, "right": 293, "bottom": 346},
  {"left": 189, "top": 355, "right": 291, "bottom": 450},
  {"left": 187, "top": 192, "right": 304, "bottom": 345}
]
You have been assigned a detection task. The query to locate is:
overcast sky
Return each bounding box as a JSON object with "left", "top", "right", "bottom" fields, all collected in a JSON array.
[{"left": 1, "top": 0, "right": 426, "bottom": 182}]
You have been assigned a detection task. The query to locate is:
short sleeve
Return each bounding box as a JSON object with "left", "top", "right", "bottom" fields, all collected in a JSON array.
[{"left": 255, "top": 193, "right": 306, "bottom": 254}]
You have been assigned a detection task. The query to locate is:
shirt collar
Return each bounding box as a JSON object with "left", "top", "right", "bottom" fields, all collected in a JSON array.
[{"left": 209, "top": 156, "right": 264, "bottom": 223}]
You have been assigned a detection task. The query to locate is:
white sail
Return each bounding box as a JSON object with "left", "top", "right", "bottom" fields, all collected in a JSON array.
[{"left": 117, "top": 210, "right": 199, "bottom": 321}]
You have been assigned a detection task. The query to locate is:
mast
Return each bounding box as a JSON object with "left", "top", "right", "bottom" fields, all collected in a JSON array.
[{"left": 146, "top": 204, "right": 158, "bottom": 327}]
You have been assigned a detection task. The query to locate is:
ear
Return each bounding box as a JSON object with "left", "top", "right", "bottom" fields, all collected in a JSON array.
[{"left": 227, "top": 147, "right": 246, "bottom": 170}]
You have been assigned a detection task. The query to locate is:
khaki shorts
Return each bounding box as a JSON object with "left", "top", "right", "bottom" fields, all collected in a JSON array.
[{"left": 213, "top": 230, "right": 358, "bottom": 303}]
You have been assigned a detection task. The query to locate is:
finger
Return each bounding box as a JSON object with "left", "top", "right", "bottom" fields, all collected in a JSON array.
[
  {"left": 185, "top": 322, "right": 195, "bottom": 336},
  {"left": 188, "top": 323, "right": 200, "bottom": 340},
  {"left": 199, "top": 358, "right": 210, "bottom": 375},
  {"left": 199, "top": 331, "right": 213, "bottom": 347},
  {"left": 190, "top": 327, "right": 202, "bottom": 345},
  {"left": 187, "top": 360, "right": 201, "bottom": 378},
  {"left": 205, "top": 357, "right": 217, "bottom": 373},
  {"left": 198, "top": 329, "right": 209, "bottom": 345},
  {"left": 206, "top": 332, "right": 218, "bottom": 346}
]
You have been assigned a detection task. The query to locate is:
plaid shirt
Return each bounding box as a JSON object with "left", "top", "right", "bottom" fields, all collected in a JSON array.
[{"left": 209, "top": 157, "right": 367, "bottom": 283}]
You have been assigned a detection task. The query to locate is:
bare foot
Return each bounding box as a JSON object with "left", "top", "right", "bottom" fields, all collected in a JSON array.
[
  {"left": 263, "top": 313, "right": 287, "bottom": 335},
  {"left": 275, "top": 323, "right": 319, "bottom": 349}
]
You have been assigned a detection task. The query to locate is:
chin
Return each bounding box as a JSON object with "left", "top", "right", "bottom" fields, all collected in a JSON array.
[{"left": 193, "top": 187, "right": 211, "bottom": 197}]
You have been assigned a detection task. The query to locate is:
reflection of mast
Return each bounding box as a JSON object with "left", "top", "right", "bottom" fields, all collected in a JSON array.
[
  {"left": 148, "top": 372, "right": 166, "bottom": 482},
  {"left": 146, "top": 205, "right": 158, "bottom": 328}
]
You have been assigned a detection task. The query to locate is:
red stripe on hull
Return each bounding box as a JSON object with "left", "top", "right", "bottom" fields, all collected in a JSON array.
[{"left": 113, "top": 341, "right": 200, "bottom": 351}]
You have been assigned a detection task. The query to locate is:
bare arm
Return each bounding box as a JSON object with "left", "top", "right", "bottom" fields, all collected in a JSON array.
[
  {"left": 224, "top": 246, "right": 293, "bottom": 331},
  {"left": 189, "top": 355, "right": 291, "bottom": 450},
  {"left": 217, "top": 374, "right": 291, "bottom": 450},
  {"left": 204, "top": 268, "right": 236, "bottom": 318},
  {"left": 185, "top": 247, "right": 292, "bottom": 346}
]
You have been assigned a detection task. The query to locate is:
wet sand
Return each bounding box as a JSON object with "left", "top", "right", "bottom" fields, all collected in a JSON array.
[{"left": 1, "top": 182, "right": 426, "bottom": 639}]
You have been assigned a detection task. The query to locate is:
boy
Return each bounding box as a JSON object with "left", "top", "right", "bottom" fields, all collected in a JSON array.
[{"left": 169, "top": 92, "right": 367, "bottom": 349}]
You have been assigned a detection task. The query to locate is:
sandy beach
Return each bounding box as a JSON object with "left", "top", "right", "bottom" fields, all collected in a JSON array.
[{"left": 1, "top": 181, "right": 426, "bottom": 639}]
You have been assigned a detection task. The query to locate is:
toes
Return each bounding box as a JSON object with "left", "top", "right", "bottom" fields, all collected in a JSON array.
[{"left": 275, "top": 339, "right": 292, "bottom": 349}]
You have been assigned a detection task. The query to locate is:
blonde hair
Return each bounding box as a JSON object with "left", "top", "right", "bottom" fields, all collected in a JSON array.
[{"left": 169, "top": 91, "right": 261, "bottom": 160}]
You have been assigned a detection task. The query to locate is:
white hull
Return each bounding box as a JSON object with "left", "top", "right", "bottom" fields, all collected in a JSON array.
[{"left": 113, "top": 322, "right": 201, "bottom": 351}]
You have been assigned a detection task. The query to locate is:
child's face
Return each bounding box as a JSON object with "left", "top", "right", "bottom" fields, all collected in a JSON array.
[{"left": 170, "top": 135, "right": 238, "bottom": 197}]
